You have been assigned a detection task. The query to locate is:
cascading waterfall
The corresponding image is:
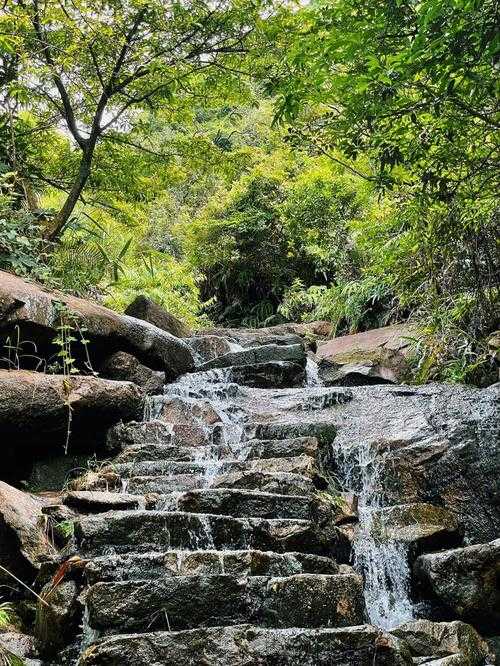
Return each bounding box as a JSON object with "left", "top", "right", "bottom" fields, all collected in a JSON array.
[{"left": 334, "top": 439, "right": 414, "bottom": 629}]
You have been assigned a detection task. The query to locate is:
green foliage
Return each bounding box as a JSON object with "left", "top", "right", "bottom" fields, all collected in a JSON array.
[
  {"left": 185, "top": 153, "right": 376, "bottom": 325},
  {"left": 280, "top": 276, "right": 394, "bottom": 335},
  {"left": 0, "top": 177, "right": 51, "bottom": 280}
]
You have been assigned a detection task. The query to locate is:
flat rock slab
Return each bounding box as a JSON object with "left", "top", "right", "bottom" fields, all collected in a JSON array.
[
  {"left": 171, "top": 488, "right": 314, "bottom": 520},
  {"left": 62, "top": 491, "right": 145, "bottom": 513},
  {"left": 240, "top": 436, "right": 319, "bottom": 460},
  {"left": 126, "top": 470, "right": 317, "bottom": 496},
  {"left": 85, "top": 573, "right": 365, "bottom": 633},
  {"left": 78, "top": 624, "right": 411, "bottom": 666},
  {"left": 110, "top": 455, "right": 316, "bottom": 479},
  {"left": 197, "top": 344, "right": 306, "bottom": 372},
  {"left": 84, "top": 549, "right": 339, "bottom": 584},
  {"left": 75, "top": 511, "right": 341, "bottom": 557}
]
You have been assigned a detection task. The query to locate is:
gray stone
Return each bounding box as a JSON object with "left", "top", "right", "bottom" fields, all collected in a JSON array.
[
  {"left": 99, "top": 351, "right": 165, "bottom": 394},
  {"left": 84, "top": 550, "right": 338, "bottom": 584},
  {"left": 85, "top": 573, "right": 365, "bottom": 633},
  {"left": 75, "top": 511, "right": 344, "bottom": 558},
  {"left": 373, "top": 503, "right": 462, "bottom": 556},
  {"left": 390, "top": 620, "right": 488, "bottom": 665},
  {"left": 78, "top": 624, "right": 412, "bottom": 666},
  {"left": 197, "top": 344, "right": 306, "bottom": 372},
  {"left": 414, "top": 539, "right": 500, "bottom": 632},
  {"left": 229, "top": 361, "right": 306, "bottom": 388}
]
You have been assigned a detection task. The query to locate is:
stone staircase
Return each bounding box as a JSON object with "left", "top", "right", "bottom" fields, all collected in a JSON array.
[{"left": 70, "top": 341, "right": 410, "bottom": 665}]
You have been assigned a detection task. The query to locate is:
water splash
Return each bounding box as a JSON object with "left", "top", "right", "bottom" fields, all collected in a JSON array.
[
  {"left": 334, "top": 440, "right": 414, "bottom": 629},
  {"left": 305, "top": 357, "right": 322, "bottom": 387}
]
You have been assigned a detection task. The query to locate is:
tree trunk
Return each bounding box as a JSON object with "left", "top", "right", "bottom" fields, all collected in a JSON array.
[{"left": 46, "top": 143, "right": 94, "bottom": 242}]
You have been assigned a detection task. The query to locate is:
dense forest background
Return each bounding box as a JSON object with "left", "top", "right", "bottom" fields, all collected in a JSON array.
[{"left": 0, "top": 0, "right": 498, "bottom": 384}]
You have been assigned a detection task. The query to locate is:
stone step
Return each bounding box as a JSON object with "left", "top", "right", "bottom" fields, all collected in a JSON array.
[
  {"left": 126, "top": 470, "right": 318, "bottom": 496},
  {"left": 75, "top": 511, "right": 344, "bottom": 557},
  {"left": 114, "top": 443, "right": 231, "bottom": 464},
  {"left": 109, "top": 455, "right": 316, "bottom": 480},
  {"left": 240, "top": 436, "right": 318, "bottom": 460},
  {"left": 113, "top": 437, "right": 319, "bottom": 466},
  {"left": 229, "top": 361, "right": 306, "bottom": 388},
  {"left": 197, "top": 343, "right": 306, "bottom": 372},
  {"left": 84, "top": 573, "right": 365, "bottom": 634},
  {"left": 84, "top": 549, "right": 340, "bottom": 584},
  {"left": 79, "top": 624, "right": 409, "bottom": 666},
  {"left": 157, "top": 488, "right": 314, "bottom": 520},
  {"left": 62, "top": 491, "right": 146, "bottom": 513},
  {"left": 246, "top": 421, "right": 337, "bottom": 446}
]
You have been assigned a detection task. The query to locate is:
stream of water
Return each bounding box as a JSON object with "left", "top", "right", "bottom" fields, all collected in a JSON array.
[
  {"left": 334, "top": 438, "right": 414, "bottom": 629},
  {"left": 144, "top": 355, "right": 414, "bottom": 629}
]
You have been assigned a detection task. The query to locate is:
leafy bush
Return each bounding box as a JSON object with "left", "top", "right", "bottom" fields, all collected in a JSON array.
[
  {"left": 0, "top": 189, "right": 51, "bottom": 280},
  {"left": 279, "top": 276, "right": 394, "bottom": 335},
  {"left": 185, "top": 155, "right": 374, "bottom": 325}
]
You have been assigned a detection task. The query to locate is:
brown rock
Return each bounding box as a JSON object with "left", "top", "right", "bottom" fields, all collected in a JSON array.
[
  {"left": 0, "top": 481, "right": 55, "bottom": 582},
  {"left": 124, "top": 295, "right": 190, "bottom": 338},
  {"left": 99, "top": 351, "right": 165, "bottom": 394},
  {"left": 317, "top": 323, "right": 419, "bottom": 385},
  {"left": 0, "top": 370, "right": 144, "bottom": 481},
  {"left": 0, "top": 270, "right": 194, "bottom": 378}
]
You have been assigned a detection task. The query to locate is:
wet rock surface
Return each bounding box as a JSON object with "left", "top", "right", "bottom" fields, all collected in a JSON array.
[
  {"left": 1, "top": 324, "right": 497, "bottom": 664},
  {"left": 414, "top": 540, "right": 500, "bottom": 633}
]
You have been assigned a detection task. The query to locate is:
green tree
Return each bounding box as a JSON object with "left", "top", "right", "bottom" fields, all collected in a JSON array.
[{"left": 6, "top": 0, "right": 272, "bottom": 241}]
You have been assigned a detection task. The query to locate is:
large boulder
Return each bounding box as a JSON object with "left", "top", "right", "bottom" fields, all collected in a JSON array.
[
  {"left": 390, "top": 620, "right": 488, "bottom": 665},
  {"left": 328, "top": 384, "right": 500, "bottom": 544},
  {"left": 0, "top": 270, "right": 194, "bottom": 379},
  {"left": 124, "top": 295, "right": 190, "bottom": 338},
  {"left": 316, "top": 323, "right": 418, "bottom": 385},
  {"left": 0, "top": 370, "right": 144, "bottom": 480},
  {"left": 414, "top": 539, "right": 500, "bottom": 633},
  {"left": 0, "top": 481, "right": 54, "bottom": 583}
]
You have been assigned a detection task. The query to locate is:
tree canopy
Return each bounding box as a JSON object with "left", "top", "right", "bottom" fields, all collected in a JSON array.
[{"left": 1, "top": 0, "right": 498, "bottom": 384}]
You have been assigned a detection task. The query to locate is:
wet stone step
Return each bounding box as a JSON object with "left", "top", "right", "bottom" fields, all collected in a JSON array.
[
  {"left": 79, "top": 624, "right": 409, "bottom": 666},
  {"left": 126, "top": 470, "right": 318, "bottom": 496},
  {"left": 79, "top": 624, "right": 410, "bottom": 666},
  {"left": 247, "top": 421, "right": 337, "bottom": 445},
  {"left": 157, "top": 488, "right": 315, "bottom": 520},
  {"left": 113, "top": 442, "right": 232, "bottom": 464},
  {"left": 108, "top": 418, "right": 223, "bottom": 450},
  {"left": 75, "top": 511, "right": 343, "bottom": 557},
  {"left": 85, "top": 573, "right": 365, "bottom": 633},
  {"left": 196, "top": 343, "right": 306, "bottom": 372},
  {"left": 62, "top": 491, "right": 146, "bottom": 513},
  {"left": 229, "top": 361, "right": 306, "bottom": 388},
  {"left": 239, "top": 436, "right": 318, "bottom": 460},
  {"left": 109, "top": 455, "right": 316, "bottom": 479},
  {"left": 84, "top": 549, "right": 340, "bottom": 584}
]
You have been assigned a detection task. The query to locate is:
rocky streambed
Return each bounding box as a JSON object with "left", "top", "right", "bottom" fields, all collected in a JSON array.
[{"left": 0, "top": 274, "right": 499, "bottom": 665}]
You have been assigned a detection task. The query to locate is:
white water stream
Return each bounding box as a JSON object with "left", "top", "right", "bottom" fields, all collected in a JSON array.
[
  {"left": 145, "top": 354, "right": 414, "bottom": 630},
  {"left": 335, "top": 439, "right": 414, "bottom": 629}
]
